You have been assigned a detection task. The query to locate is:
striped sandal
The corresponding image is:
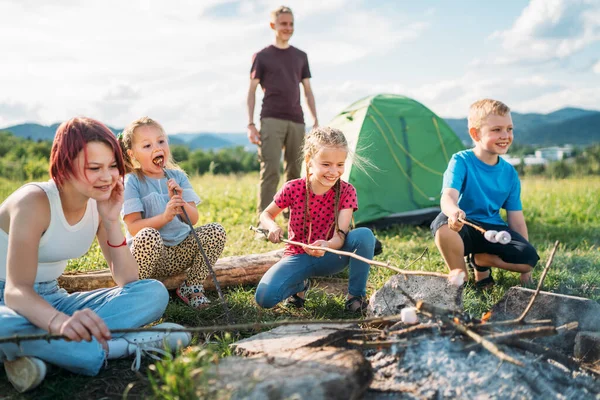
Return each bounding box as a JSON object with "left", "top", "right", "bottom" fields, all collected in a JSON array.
[{"left": 176, "top": 281, "right": 211, "bottom": 309}]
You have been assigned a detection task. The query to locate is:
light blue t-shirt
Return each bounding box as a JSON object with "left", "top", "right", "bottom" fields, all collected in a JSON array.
[
  {"left": 443, "top": 149, "right": 521, "bottom": 226},
  {"left": 123, "top": 169, "right": 201, "bottom": 246}
]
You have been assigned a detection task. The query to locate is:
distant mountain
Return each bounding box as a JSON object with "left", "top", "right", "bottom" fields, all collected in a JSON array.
[
  {"left": 0, "top": 123, "right": 250, "bottom": 150},
  {"left": 4, "top": 123, "right": 120, "bottom": 141},
  {"left": 443, "top": 107, "right": 600, "bottom": 146},
  {"left": 170, "top": 133, "right": 250, "bottom": 150},
  {"left": 3, "top": 107, "right": 599, "bottom": 148}
]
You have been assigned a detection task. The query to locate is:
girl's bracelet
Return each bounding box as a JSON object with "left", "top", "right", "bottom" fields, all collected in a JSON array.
[
  {"left": 107, "top": 238, "right": 127, "bottom": 248},
  {"left": 47, "top": 311, "right": 61, "bottom": 333}
]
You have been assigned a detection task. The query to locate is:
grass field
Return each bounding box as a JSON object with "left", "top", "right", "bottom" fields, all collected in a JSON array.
[{"left": 1, "top": 173, "right": 599, "bottom": 398}]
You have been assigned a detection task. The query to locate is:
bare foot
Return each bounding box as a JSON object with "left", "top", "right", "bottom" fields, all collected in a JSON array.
[{"left": 520, "top": 272, "right": 534, "bottom": 286}]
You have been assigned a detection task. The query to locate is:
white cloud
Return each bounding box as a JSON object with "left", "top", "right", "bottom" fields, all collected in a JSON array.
[
  {"left": 0, "top": 0, "right": 429, "bottom": 132},
  {"left": 490, "top": 0, "right": 600, "bottom": 64},
  {"left": 0, "top": 0, "right": 598, "bottom": 134}
]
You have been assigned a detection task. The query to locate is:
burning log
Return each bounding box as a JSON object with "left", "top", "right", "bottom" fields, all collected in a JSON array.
[{"left": 58, "top": 249, "right": 283, "bottom": 292}]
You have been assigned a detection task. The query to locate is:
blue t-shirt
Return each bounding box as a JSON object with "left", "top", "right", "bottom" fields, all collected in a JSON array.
[
  {"left": 443, "top": 149, "right": 521, "bottom": 226},
  {"left": 123, "top": 169, "right": 201, "bottom": 246}
]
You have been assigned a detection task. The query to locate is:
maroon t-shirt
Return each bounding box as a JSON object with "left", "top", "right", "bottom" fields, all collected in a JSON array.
[
  {"left": 250, "top": 45, "right": 311, "bottom": 124},
  {"left": 274, "top": 178, "right": 358, "bottom": 257}
]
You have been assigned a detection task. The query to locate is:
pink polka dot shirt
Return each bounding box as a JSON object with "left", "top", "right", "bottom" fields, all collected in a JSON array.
[{"left": 274, "top": 177, "right": 358, "bottom": 257}]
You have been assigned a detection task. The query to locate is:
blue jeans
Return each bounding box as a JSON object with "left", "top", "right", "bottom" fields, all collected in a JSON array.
[
  {"left": 0, "top": 279, "right": 168, "bottom": 376},
  {"left": 255, "top": 227, "right": 375, "bottom": 308}
]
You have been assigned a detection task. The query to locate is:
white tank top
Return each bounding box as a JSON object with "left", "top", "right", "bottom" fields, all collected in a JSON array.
[{"left": 0, "top": 180, "right": 99, "bottom": 282}]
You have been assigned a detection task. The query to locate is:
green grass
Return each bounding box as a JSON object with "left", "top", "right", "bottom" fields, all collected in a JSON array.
[{"left": 1, "top": 174, "right": 599, "bottom": 398}]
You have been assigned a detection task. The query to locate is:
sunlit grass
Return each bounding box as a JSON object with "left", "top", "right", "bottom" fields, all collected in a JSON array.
[{"left": 1, "top": 173, "right": 599, "bottom": 398}]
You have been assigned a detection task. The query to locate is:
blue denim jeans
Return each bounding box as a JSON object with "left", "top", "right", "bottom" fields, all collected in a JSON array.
[
  {"left": 0, "top": 279, "right": 168, "bottom": 376},
  {"left": 255, "top": 227, "right": 375, "bottom": 308}
]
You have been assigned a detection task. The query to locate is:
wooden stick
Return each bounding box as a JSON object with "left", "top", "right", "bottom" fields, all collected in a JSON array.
[
  {"left": 515, "top": 240, "right": 560, "bottom": 322},
  {"left": 484, "top": 240, "right": 560, "bottom": 327},
  {"left": 465, "top": 322, "right": 578, "bottom": 351},
  {"left": 388, "top": 323, "right": 440, "bottom": 337},
  {"left": 449, "top": 319, "right": 524, "bottom": 366},
  {"left": 415, "top": 300, "right": 524, "bottom": 366},
  {"left": 250, "top": 226, "right": 448, "bottom": 278},
  {"left": 457, "top": 217, "right": 486, "bottom": 234},
  {"left": 347, "top": 338, "right": 408, "bottom": 349},
  {"left": 0, "top": 314, "right": 404, "bottom": 345}
]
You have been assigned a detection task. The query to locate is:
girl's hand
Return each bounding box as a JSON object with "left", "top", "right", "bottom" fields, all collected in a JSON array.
[
  {"left": 163, "top": 195, "right": 186, "bottom": 222},
  {"left": 447, "top": 209, "right": 466, "bottom": 232},
  {"left": 97, "top": 179, "right": 124, "bottom": 224},
  {"left": 167, "top": 179, "right": 183, "bottom": 198},
  {"left": 51, "top": 309, "right": 111, "bottom": 346},
  {"left": 268, "top": 225, "right": 283, "bottom": 243},
  {"left": 305, "top": 240, "right": 328, "bottom": 257}
]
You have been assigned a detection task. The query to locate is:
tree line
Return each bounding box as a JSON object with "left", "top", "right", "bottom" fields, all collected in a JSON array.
[{"left": 0, "top": 130, "right": 598, "bottom": 181}]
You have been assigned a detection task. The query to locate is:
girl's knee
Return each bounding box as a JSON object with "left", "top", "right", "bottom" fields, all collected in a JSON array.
[
  {"left": 255, "top": 284, "right": 278, "bottom": 309},
  {"left": 349, "top": 227, "right": 375, "bottom": 244},
  {"left": 130, "top": 279, "right": 169, "bottom": 310}
]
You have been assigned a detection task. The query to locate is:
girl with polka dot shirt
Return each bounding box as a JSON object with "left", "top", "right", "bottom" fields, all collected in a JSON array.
[{"left": 255, "top": 127, "right": 376, "bottom": 312}]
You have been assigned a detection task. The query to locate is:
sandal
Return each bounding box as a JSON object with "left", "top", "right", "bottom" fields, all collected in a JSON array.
[
  {"left": 345, "top": 296, "right": 369, "bottom": 313},
  {"left": 286, "top": 280, "right": 311, "bottom": 309},
  {"left": 468, "top": 254, "right": 495, "bottom": 290},
  {"left": 176, "top": 281, "right": 211, "bottom": 309}
]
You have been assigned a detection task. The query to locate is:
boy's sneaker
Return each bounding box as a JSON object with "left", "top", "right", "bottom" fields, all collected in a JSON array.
[
  {"left": 107, "top": 322, "right": 191, "bottom": 371},
  {"left": 4, "top": 357, "right": 47, "bottom": 393}
]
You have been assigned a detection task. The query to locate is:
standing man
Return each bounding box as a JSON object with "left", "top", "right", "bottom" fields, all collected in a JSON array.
[{"left": 247, "top": 5, "right": 318, "bottom": 223}]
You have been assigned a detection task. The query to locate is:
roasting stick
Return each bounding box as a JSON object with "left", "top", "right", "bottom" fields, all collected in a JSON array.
[
  {"left": 457, "top": 217, "right": 512, "bottom": 245},
  {"left": 154, "top": 156, "right": 232, "bottom": 323},
  {"left": 249, "top": 225, "right": 448, "bottom": 280},
  {"left": 457, "top": 217, "right": 486, "bottom": 234}
]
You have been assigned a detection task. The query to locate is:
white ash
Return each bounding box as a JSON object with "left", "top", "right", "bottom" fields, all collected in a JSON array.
[{"left": 364, "top": 335, "right": 600, "bottom": 399}]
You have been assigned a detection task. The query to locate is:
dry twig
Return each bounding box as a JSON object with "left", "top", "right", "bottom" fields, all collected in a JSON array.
[
  {"left": 249, "top": 226, "right": 447, "bottom": 278},
  {"left": 0, "top": 314, "right": 402, "bottom": 345}
]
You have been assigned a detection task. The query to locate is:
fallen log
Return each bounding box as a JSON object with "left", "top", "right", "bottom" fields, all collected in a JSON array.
[{"left": 58, "top": 249, "right": 283, "bottom": 292}]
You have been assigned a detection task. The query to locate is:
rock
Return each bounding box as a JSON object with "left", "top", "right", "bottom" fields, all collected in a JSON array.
[
  {"left": 232, "top": 323, "right": 356, "bottom": 356},
  {"left": 490, "top": 287, "right": 600, "bottom": 355},
  {"left": 209, "top": 347, "right": 372, "bottom": 400},
  {"left": 574, "top": 331, "right": 600, "bottom": 363},
  {"left": 367, "top": 275, "right": 463, "bottom": 317}
]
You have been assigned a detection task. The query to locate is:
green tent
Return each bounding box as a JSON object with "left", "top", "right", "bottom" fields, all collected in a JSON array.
[{"left": 328, "top": 94, "right": 464, "bottom": 227}]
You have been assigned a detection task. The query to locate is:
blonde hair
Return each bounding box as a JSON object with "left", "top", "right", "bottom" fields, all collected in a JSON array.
[
  {"left": 118, "top": 116, "right": 183, "bottom": 179},
  {"left": 302, "top": 127, "right": 350, "bottom": 243},
  {"left": 468, "top": 99, "right": 511, "bottom": 130},
  {"left": 271, "top": 5, "right": 293, "bottom": 22}
]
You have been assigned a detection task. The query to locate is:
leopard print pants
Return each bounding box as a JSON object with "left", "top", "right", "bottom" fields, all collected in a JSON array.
[{"left": 130, "top": 223, "right": 227, "bottom": 285}]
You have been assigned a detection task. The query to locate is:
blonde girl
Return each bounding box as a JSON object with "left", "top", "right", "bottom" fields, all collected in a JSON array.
[
  {"left": 119, "top": 117, "right": 226, "bottom": 309},
  {"left": 255, "top": 126, "right": 375, "bottom": 312}
]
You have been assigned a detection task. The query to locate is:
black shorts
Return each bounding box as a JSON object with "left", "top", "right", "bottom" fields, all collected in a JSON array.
[{"left": 430, "top": 212, "right": 540, "bottom": 268}]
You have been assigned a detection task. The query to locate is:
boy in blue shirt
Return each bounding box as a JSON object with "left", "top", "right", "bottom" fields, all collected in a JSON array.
[{"left": 430, "top": 99, "right": 539, "bottom": 289}]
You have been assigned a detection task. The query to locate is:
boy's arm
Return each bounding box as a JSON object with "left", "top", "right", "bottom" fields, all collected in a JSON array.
[
  {"left": 301, "top": 78, "right": 318, "bottom": 129},
  {"left": 247, "top": 78, "right": 261, "bottom": 145},
  {"left": 440, "top": 188, "right": 465, "bottom": 232},
  {"left": 507, "top": 210, "right": 529, "bottom": 240}
]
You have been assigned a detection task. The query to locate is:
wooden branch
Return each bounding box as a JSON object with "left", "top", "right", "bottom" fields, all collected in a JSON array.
[
  {"left": 249, "top": 226, "right": 448, "bottom": 278},
  {"left": 58, "top": 249, "right": 284, "bottom": 293},
  {"left": 0, "top": 314, "right": 404, "bottom": 345},
  {"left": 516, "top": 240, "right": 560, "bottom": 323},
  {"left": 465, "top": 322, "right": 579, "bottom": 351},
  {"left": 449, "top": 320, "right": 524, "bottom": 367},
  {"left": 507, "top": 339, "right": 580, "bottom": 371},
  {"left": 347, "top": 338, "right": 408, "bottom": 349},
  {"left": 388, "top": 323, "right": 440, "bottom": 337},
  {"left": 483, "top": 240, "right": 560, "bottom": 328}
]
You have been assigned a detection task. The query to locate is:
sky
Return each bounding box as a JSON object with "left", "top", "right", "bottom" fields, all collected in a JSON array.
[{"left": 1, "top": 0, "right": 599, "bottom": 133}]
